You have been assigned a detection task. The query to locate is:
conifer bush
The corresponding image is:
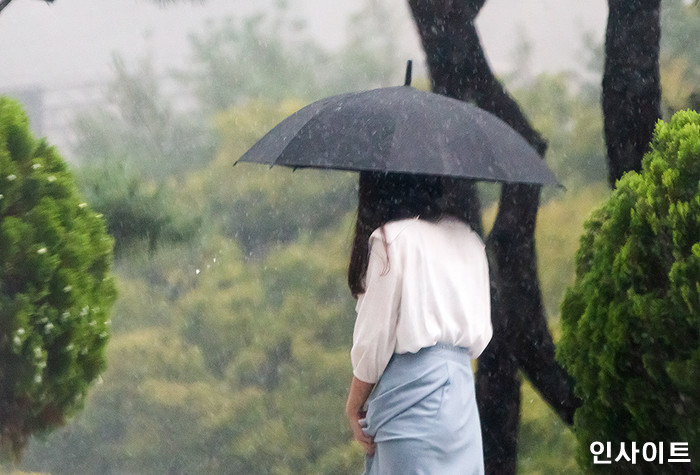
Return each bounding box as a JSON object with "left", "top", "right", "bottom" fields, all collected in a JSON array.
[
  {"left": 0, "top": 97, "right": 116, "bottom": 459},
  {"left": 558, "top": 110, "right": 700, "bottom": 472}
]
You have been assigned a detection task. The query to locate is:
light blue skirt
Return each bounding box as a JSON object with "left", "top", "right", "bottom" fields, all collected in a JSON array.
[{"left": 360, "top": 343, "right": 484, "bottom": 475}]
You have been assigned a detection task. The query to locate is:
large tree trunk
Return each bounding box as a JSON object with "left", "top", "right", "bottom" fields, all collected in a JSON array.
[
  {"left": 407, "top": 1, "right": 579, "bottom": 473},
  {"left": 603, "top": 0, "right": 662, "bottom": 187}
]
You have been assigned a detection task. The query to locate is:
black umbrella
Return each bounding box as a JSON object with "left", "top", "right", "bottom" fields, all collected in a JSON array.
[{"left": 236, "top": 62, "right": 560, "bottom": 187}]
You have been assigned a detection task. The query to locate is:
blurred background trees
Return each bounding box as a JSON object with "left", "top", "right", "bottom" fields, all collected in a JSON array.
[{"left": 0, "top": 0, "right": 696, "bottom": 472}]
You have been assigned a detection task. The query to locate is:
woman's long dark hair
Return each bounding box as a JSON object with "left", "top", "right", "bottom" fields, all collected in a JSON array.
[{"left": 347, "top": 171, "right": 481, "bottom": 297}]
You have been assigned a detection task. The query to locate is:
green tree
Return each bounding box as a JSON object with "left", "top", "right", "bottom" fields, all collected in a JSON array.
[
  {"left": 660, "top": 0, "right": 700, "bottom": 114},
  {"left": 199, "top": 99, "right": 356, "bottom": 257},
  {"left": 180, "top": 2, "right": 404, "bottom": 114},
  {"left": 72, "top": 55, "right": 215, "bottom": 182},
  {"left": 19, "top": 222, "right": 363, "bottom": 473},
  {"left": 176, "top": 225, "right": 359, "bottom": 472},
  {"left": 511, "top": 73, "right": 607, "bottom": 190},
  {"left": 183, "top": 14, "right": 327, "bottom": 112},
  {"left": 558, "top": 110, "right": 700, "bottom": 472},
  {"left": 76, "top": 161, "right": 199, "bottom": 256},
  {"left": 0, "top": 97, "right": 116, "bottom": 460}
]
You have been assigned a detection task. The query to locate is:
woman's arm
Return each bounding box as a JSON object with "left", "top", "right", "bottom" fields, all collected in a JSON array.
[{"left": 345, "top": 376, "right": 375, "bottom": 455}]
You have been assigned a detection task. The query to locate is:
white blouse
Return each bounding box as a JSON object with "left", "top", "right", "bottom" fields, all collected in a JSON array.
[{"left": 351, "top": 216, "right": 493, "bottom": 384}]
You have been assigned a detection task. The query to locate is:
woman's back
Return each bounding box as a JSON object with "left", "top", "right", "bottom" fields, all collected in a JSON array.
[
  {"left": 352, "top": 216, "right": 492, "bottom": 384},
  {"left": 385, "top": 216, "right": 491, "bottom": 356}
]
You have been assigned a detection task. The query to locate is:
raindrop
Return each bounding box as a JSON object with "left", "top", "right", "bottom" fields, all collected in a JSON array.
[
  {"left": 37, "top": 247, "right": 47, "bottom": 254},
  {"left": 78, "top": 202, "right": 87, "bottom": 208},
  {"left": 63, "top": 285, "right": 73, "bottom": 293}
]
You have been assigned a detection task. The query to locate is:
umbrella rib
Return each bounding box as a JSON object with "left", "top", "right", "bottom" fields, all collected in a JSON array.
[{"left": 272, "top": 92, "right": 364, "bottom": 170}]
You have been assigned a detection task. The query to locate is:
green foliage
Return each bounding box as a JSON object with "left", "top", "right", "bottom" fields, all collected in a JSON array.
[
  {"left": 76, "top": 162, "right": 199, "bottom": 256},
  {"left": 72, "top": 55, "right": 215, "bottom": 181},
  {"left": 19, "top": 222, "right": 362, "bottom": 473},
  {"left": 535, "top": 184, "right": 610, "bottom": 318},
  {"left": 173, "top": 225, "right": 358, "bottom": 473},
  {"left": 511, "top": 73, "right": 607, "bottom": 190},
  {"left": 558, "top": 110, "right": 700, "bottom": 472},
  {"left": 184, "top": 14, "right": 327, "bottom": 111},
  {"left": 660, "top": 0, "right": 700, "bottom": 113},
  {"left": 517, "top": 376, "right": 581, "bottom": 475},
  {"left": 0, "top": 97, "right": 116, "bottom": 460},
  {"left": 181, "top": 3, "right": 403, "bottom": 113},
  {"left": 202, "top": 99, "right": 357, "bottom": 257}
]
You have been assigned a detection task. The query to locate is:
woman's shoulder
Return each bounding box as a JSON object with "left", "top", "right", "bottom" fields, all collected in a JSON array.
[
  {"left": 438, "top": 215, "right": 480, "bottom": 237},
  {"left": 369, "top": 215, "right": 482, "bottom": 245},
  {"left": 369, "top": 217, "right": 420, "bottom": 245}
]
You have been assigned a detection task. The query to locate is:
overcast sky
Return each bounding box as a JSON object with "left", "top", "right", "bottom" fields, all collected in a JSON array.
[{"left": 1, "top": 0, "right": 608, "bottom": 91}]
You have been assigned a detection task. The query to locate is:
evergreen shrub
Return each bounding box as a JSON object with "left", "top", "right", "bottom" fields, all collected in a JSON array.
[
  {"left": 558, "top": 110, "right": 700, "bottom": 472},
  {"left": 0, "top": 97, "right": 116, "bottom": 459}
]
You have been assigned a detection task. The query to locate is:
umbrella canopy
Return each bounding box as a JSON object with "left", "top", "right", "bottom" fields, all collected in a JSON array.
[{"left": 236, "top": 83, "right": 561, "bottom": 187}]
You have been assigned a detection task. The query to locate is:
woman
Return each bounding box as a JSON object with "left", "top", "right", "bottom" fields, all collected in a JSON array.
[{"left": 345, "top": 171, "right": 492, "bottom": 474}]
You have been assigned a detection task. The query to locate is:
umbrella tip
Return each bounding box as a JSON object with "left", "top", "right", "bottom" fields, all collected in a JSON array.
[{"left": 404, "top": 60, "right": 412, "bottom": 86}]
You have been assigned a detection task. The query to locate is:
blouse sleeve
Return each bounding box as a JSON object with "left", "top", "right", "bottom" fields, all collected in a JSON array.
[{"left": 350, "top": 232, "right": 403, "bottom": 384}]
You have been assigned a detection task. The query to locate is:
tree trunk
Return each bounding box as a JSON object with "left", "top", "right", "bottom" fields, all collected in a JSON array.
[
  {"left": 603, "top": 0, "right": 661, "bottom": 187},
  {"left": 407, "top": 1, "right": 579, "bottom": 473}
]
